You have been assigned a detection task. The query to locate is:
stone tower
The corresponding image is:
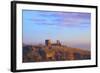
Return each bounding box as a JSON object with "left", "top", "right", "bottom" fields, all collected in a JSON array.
[
  {"left": 45, "top": 40, "right": 51, "bottom": 46},
  {"left": 57, "top": 40, "right": 61, "bottom": 46}
]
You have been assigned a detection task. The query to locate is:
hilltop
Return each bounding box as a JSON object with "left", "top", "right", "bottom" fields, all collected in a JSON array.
[{"left": 23, "top": 40, "right": 90, "bottom": 62}]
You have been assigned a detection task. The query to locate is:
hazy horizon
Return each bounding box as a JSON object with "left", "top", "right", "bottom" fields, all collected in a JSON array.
[{"left": 22, "top": 10, "right": 91, "bottom": 51}]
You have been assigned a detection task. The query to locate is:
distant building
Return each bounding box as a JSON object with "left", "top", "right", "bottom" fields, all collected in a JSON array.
[
  {"left": 57, "top": 40, "right": 61, "bottom": 46},
  {"left": 45, "top": 40, "right": 51, "bottom": 46},
  {"left": 45, "top": 39, "right": 61, "bottom": 47}
]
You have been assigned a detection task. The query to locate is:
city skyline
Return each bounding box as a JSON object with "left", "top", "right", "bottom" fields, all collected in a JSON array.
[{"left": 22, "top": 10, "right": 91, "bottom": 50}]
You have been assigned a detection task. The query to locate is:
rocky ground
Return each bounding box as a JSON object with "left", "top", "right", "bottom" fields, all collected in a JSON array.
[{"left": 23, "top": 45, "right": 91, "bottom": 62}]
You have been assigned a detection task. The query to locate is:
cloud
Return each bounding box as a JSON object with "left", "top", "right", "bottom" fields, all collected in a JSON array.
[{"left": 26, "top": 10, "right": 91, "bottom": 28}]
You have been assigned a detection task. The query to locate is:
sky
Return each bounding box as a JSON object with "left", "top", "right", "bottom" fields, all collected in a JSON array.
[{"left": 22, "top": 10, "right": 91, "bottom": 50}]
